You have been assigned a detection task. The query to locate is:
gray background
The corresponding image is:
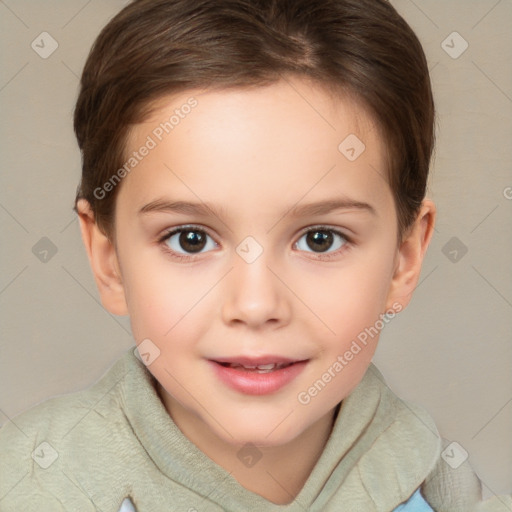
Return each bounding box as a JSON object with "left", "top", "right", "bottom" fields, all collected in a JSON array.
[{"left": 1, "top": 0, "right": 511, "bottom": 501}]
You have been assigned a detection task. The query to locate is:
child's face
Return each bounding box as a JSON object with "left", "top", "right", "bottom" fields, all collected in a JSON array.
[{"left": 109, "top": 78, "right": 410, "bottom": 446}]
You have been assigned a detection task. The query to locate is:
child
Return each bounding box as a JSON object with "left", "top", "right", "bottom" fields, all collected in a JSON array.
[{"left": 0, "top": 0, "right": 508, "bottom": 510}]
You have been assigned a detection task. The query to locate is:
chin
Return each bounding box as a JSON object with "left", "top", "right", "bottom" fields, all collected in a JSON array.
[{"left": 218, "top": 415, "right": 308, "bottom": 448}]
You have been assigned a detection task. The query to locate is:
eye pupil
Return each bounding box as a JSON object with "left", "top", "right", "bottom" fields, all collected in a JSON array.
[
  {"left": 306, "top": 230, "right": 333, "bottom": 252},
  {"left": 180, "top": 230, "right": 206, "bottom": 253}
]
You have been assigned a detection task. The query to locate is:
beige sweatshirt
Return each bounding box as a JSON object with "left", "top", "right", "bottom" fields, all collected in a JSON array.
[{"left": 0, "top": 347, "right": 486, "bottom": 511}]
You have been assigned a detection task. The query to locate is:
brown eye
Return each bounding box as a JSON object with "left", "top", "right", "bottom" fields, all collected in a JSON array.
[
  {"left": 179, "top": 230, "right": 207, "bottom": 253},
  {"left": 305, "top": 230, "right": 333, "bottom": 252},
  {"left": 163, "top": 227, "right": 216, "bottom": 255},
  {"left": 296, "top": 228, "right": 347, "bottom": 254}
]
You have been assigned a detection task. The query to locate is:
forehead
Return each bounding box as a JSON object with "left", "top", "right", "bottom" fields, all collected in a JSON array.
[{"left": 119, "top": 78, "right": 392, "bottom": 220}]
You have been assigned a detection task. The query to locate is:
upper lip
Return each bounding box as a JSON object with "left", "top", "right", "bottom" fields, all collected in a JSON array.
[{"left": 210, "top": 356, "right": 306, "bottom": 366}]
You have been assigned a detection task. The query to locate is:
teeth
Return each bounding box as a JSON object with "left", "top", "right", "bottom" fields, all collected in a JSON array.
[
  {"left": 256, "top": 364, "right": 276, "bottom": 370},
  {"left": 225, "top": 362, "right": 289, "bottom": 372}
]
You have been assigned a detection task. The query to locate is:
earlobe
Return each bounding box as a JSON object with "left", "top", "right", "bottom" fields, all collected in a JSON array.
[
  {"left": 76, "top": 199, "right": 128, "bottom": 316},
  {"left": 385, "top": 199, "right": 436, "bottom": 312}
]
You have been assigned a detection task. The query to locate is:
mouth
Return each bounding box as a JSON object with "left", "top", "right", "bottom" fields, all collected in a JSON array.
[
  {"left": 211, "top": 355, "right": 306, "bottom": 372},
  {"left": 208, "top": 356, "right": 309, "bottom": 395},
  {"left": 215, "top": 361, "right": 296, "bottom": 373}
]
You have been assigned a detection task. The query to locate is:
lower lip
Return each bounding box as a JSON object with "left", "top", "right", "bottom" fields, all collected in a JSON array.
[{"left": 209, "top": 360, "right": 308, "bottom": 395}]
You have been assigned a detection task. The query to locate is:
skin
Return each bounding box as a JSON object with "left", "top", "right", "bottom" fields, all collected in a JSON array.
[{"left": 77, "top": 77, "right": 436, "bottom": 504}]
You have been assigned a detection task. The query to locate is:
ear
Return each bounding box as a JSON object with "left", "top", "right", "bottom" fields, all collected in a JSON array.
[
  {"left": 76, "top": 199, "right": 128, "bottom": 316},
  {"left": 385, "top": 199, "right": 436, "bottom": 312}
]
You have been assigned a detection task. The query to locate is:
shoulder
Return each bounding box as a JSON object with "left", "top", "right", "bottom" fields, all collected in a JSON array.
[
  {"left": 0, "top": 348, "right": 136, "bottom": 510},
  {"left": 358, "top": 365, "right": 483, "bottom": 509},
  {"left": 420, "top": 440, "right": 482, "bottom": 511},
  {"left": 0, "top": 347, "right": 132, "bottom": 444},
  {"left": 363, "top": 364, "right": 440, "bottom": 443},
  {"left": 336, "top": 364, "right": 441, "bottom": 507}
]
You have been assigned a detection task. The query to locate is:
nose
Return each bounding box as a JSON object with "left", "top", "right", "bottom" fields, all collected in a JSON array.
[{"left": 221, "top": 253, "right": 292, "bottom": 330}]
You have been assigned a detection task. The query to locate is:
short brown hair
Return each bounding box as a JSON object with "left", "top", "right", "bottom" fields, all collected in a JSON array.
[{"left": 73, "top": 0, "right": 435, "bottom": 244}]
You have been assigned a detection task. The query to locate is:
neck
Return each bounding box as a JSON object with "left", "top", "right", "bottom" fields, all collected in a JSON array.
[{"left": 158, "top": 383, "right": 338, "bottom": 504}]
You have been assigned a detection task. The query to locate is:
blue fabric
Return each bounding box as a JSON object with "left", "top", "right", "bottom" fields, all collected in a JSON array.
[
  {"left": 115, "top": 489, "right": 434, "bottom": 512},
  {"left": 116, "top": 490, "right": 434, "bottom": 512},
  {"left": 392, "top": 488, "right": 434, "bottom": 511},
  {"left": 118, "top": 498, "right": 137, "bottom": 512}
]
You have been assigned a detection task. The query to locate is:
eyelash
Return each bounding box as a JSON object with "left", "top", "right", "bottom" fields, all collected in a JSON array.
[{"left": 158, "top": 224, "right": 352, "bottom": 262}]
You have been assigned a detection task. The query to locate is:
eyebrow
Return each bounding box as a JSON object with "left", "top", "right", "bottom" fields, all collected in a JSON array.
[{"left": 138, "top": 197, "right": 377, "bottom": 219}]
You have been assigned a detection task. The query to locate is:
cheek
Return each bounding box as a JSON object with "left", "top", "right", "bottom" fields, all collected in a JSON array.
[
  {"left": 296, "top": 258, "right": 393, "bottom": 409},
  {"left": 121, "top": 253, "right": 211, "bottom": 343},
  {"left": 297, "top": 249, "right": 396, "bottom": 388},
  {"left": 310, "top": 254, "right": 394, "bottom": 328}
]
